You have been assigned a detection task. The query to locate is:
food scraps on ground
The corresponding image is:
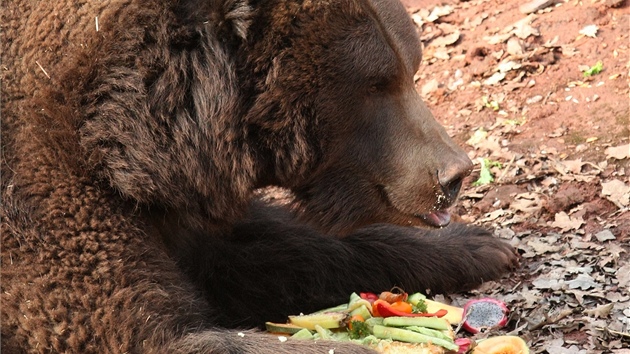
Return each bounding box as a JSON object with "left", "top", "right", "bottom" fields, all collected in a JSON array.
[{"left": 266, "top": 290, "right": 526, "bottom": 354}]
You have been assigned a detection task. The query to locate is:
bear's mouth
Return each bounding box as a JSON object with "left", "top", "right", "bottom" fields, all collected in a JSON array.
[
  {"left": 416, "top": 210, "right": 451, "bottom": 228},
  {"left": 378, "top": 185, "right": 453, "bottom": 228}
]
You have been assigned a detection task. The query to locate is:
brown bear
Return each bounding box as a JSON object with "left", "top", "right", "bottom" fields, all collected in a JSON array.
[{"left": 1, "top": 0, "right": 518, "bottom": 352}]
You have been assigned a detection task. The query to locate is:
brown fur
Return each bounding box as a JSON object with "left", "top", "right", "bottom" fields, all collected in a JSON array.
[{"left": 1, "top": 0, "right": 518, "bottom": 352}]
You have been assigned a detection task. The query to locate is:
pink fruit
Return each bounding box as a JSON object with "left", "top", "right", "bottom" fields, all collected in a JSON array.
[
  {"left": 462, "top": 298, "right": 509, "bottom": 334},
  {"left": 454, "top": 337, "right": 475, "bottom": 353}
]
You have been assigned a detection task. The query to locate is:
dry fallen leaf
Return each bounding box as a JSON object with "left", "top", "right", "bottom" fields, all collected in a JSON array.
[
  {"left": 601, "top": 179, "right": 630, "bottom": 208},
  {"left": 519, "top": 0, "right": 556, "bottom": 14},
  {"left": 497, "top": 60, "right": 522, "bottom": 73},
  {"left": 506, "top": 37, "right": 525, "bottom": 55},
  {"left": 605, "top": 144, "right": 630, "bottom": 160},
  {"left": 512, "top": 17, "right": 540, "bottom": 39},
  {"left": 484, "top": 72, "right": 506, "bottom": 86},
  {"left": 554, "top": 159, "right": 586, "bottom": 175},
  {"left": 532, "top": 277, "right": 563, "bottom": 290},
  {"left": 551, "top": 211, "right": 585, "bottom": 232},
  {"left": 420, "top": 78, "right": 440, "bottom": 97},
  {"left": 527, "top": 239, "right": 561, "bottom": 254},
  {"left": 428, "top": 31, "right": 461, "bottom": 47},
  {"left": 425, "top": 5, "right": 453, "bottom": 22},
  {"left": 579, "top": 24, "right": 599, "bottom": 38},
  {"left": 466, "top": 128, "right": 488, "bottom": 146},
  {"left": 511, "top": 193, "right": 542, "bottom": 214},
  {"left": 584, "top": 303, "right": 614, "bottom": 318},
  {"left": 616, "top": 263, "right": 630, "bottom": 288},
  {"left": 567, "top": 273, "right": 598, "bottom": 290},
  {"left": 484, "top": 32, "right": 513, "bottom": 45},
  {"left": 594, "top": 229, "right": 616, "bottom": 242}
]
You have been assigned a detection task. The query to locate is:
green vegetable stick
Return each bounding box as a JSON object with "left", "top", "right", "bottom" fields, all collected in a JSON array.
[
  {"left": 291, "top": 328, "right": 314, "bottom": 340},
  {"left": 347, "top": 292, "right": 372, "bottom": 312},
  {"left": 405, "top": 326, "right": 454, "bottom": 342},
  {"left": 372, "top": 325, "right": 459, "bottom": 351},
  {"left": 314, "top": 324, "right": 333, "bottom": 340},
  {"left": 310, "top": 303, "right": 348, "bottom": 314},
  {"left": 382, "top": 316, "right": 450, "bottom": 330},
  {"left": 349, "top": 304, "right": 372, "bottom": 320}
]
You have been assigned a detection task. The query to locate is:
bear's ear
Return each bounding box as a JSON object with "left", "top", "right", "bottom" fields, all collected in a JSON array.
[{"left": 174, "top": 0, "right": 253, "bottom": 40}]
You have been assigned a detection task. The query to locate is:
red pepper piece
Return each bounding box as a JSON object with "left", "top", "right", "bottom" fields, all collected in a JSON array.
[
  {"left": 375, "top": 301, "right": 448, "bottom": 318},
  {"left": 371, "top": 299, "right": 387, "bottom": 317},
  {"left": 360, "top": 292, "right": 379, "bottom": 303}
]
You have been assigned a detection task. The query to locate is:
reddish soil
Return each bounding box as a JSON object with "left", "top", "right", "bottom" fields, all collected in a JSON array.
[{"left": 402, "top": 0, "right": 629, "bottom": 351}]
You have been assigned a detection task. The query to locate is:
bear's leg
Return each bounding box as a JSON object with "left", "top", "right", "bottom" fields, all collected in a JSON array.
[
  {"left": 170, "top": 330, "right": 377, "bottom": 354},
  {"left": 190, "top": 203, "right": 518, "bottom": 328},
  {"left": 1, "top": 200, "right": 375, "bottom": 354}
]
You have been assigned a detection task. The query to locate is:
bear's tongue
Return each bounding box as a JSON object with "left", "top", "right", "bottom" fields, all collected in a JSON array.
[{"left": 419, "top": 210, "right": 451, "bottom": 227}]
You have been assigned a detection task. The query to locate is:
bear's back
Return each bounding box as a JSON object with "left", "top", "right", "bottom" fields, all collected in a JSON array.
[
  {"left": 2, "top": 0, "right": 128, "bottom": 103},
  {"left": 2, "top": 0, "right": 129, "bottom": 179}
]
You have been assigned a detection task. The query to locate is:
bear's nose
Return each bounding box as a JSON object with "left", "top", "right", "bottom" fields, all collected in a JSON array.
[{"left": 438, "top": 157, "right": 473, "bottom": 203}]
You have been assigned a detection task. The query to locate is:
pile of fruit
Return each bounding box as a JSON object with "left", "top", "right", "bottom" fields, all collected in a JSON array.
[{"left": 266, "top": 290, "right": 529, "bottom": 354}]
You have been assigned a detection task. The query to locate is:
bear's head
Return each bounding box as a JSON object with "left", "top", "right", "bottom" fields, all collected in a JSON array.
[
  {"left": 74, "top": 0, "right": 472, "bottom": 234},
  {"left": 241, "top": 0, "right": 473, "bottom": 233}
]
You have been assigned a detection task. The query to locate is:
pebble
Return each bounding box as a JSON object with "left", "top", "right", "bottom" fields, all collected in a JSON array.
[
  {"left": 507, "top": 37, "right": 525, "bottom": 56},
  {"left": 519, "top": 0, "right": 556, "bottom": 14},
  {"left": 526, "top": 95, "right": 543, "bottom": 104}
]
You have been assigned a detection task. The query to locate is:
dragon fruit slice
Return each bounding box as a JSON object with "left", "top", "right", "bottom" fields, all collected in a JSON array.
[{"left": 462, "top": 298, "right": 509, "bottom": 334}]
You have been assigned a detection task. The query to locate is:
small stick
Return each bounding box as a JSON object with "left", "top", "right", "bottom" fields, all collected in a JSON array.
[
  {"left": 95, "top": 16, "right": 99, "bottom": 32},
  {"left": 496, "top": 155, "right": 516, "bottom": 183},
  {"left": 35, "top": 61, "right": 50, "bottom": 79}
]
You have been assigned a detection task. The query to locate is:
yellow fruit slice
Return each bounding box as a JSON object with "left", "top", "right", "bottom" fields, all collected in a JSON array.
[
  {"left": 288, "top": 312, "right": 346, "bottom": 330},
  {"left": 472, "top": 336, "right": 530, "bottom": 354},
  {"left": 424, "top": 299, "right": 464, "bottom": 325}
]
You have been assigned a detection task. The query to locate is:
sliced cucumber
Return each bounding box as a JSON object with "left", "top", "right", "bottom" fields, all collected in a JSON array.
[
  {"left": 382, "top": 316, "right": 450, "bottom": 330},
  {"left": 310, "top": 303, "right": 349, "bottom": 314},
  {"left": 289, "top": 312, "right": 346, "bottom": 330},
  {"left": 364, "top": 316, "right": 384, "bottom": 330},
  {"left": 291, "top": 328, "right": 314, "bottom": 340},
  {"left": 407, "top": 292, "right": 427, "bottom": 306},
  {"left": 405, "top": 326, "right": 454, "bottom": 342},
  {"left": 372, "top": 325, "right": 459, "bottom": 351},
  {"left": 314, "top": 324, "right": 334, "bottom": 340},
  {"left": 349, "top": 304, "right": 372, "bottom": 320},
  {"left": 265, "top": 322, "right": 306, "bottom": 335},
  {"left": 347, "top": 292, "right": 372, "bottom": 312}
]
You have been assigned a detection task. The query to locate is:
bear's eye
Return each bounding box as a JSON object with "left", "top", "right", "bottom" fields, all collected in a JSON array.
[{"left": 368, "top": 79, "right": 389, "bottom": 94}]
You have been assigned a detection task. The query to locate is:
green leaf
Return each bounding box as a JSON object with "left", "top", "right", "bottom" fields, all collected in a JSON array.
[
  {"left": 411, "top": 299, "right": 428, "bottom": 314},
  {"left": 583, "top": 61, "right": 603, "bottom": 77},
  {"left": 473, "top": 158, "right": 500, "bottom": 186}
]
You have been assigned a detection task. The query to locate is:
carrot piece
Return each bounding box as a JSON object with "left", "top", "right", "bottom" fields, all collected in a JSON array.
[
  {"left": 375, "top": 301, "right": 448, "bottom": 318},
  {"left": 390, "top": 301, "right": 413, "bottom": 314},
  {"left": 347, "top": 314, "right": 365, "bottom": 331}
]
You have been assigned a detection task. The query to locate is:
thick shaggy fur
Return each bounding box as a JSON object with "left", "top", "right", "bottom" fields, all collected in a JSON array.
[{"left": 1, "top": 0, "right": 518, "bottom": 352}]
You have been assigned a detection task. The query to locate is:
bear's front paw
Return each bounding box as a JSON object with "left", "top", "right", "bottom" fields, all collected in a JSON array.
[
  {"left": 447, "top": 226, "right": 519, "bottom": 289},
  {"left": 469, "top": 234, "right": 519, "bottom": 272}
]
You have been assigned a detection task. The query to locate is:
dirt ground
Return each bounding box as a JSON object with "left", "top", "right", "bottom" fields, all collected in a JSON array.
[{"left": 400, "top": 0, "right": 629, "bottom": 352}]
